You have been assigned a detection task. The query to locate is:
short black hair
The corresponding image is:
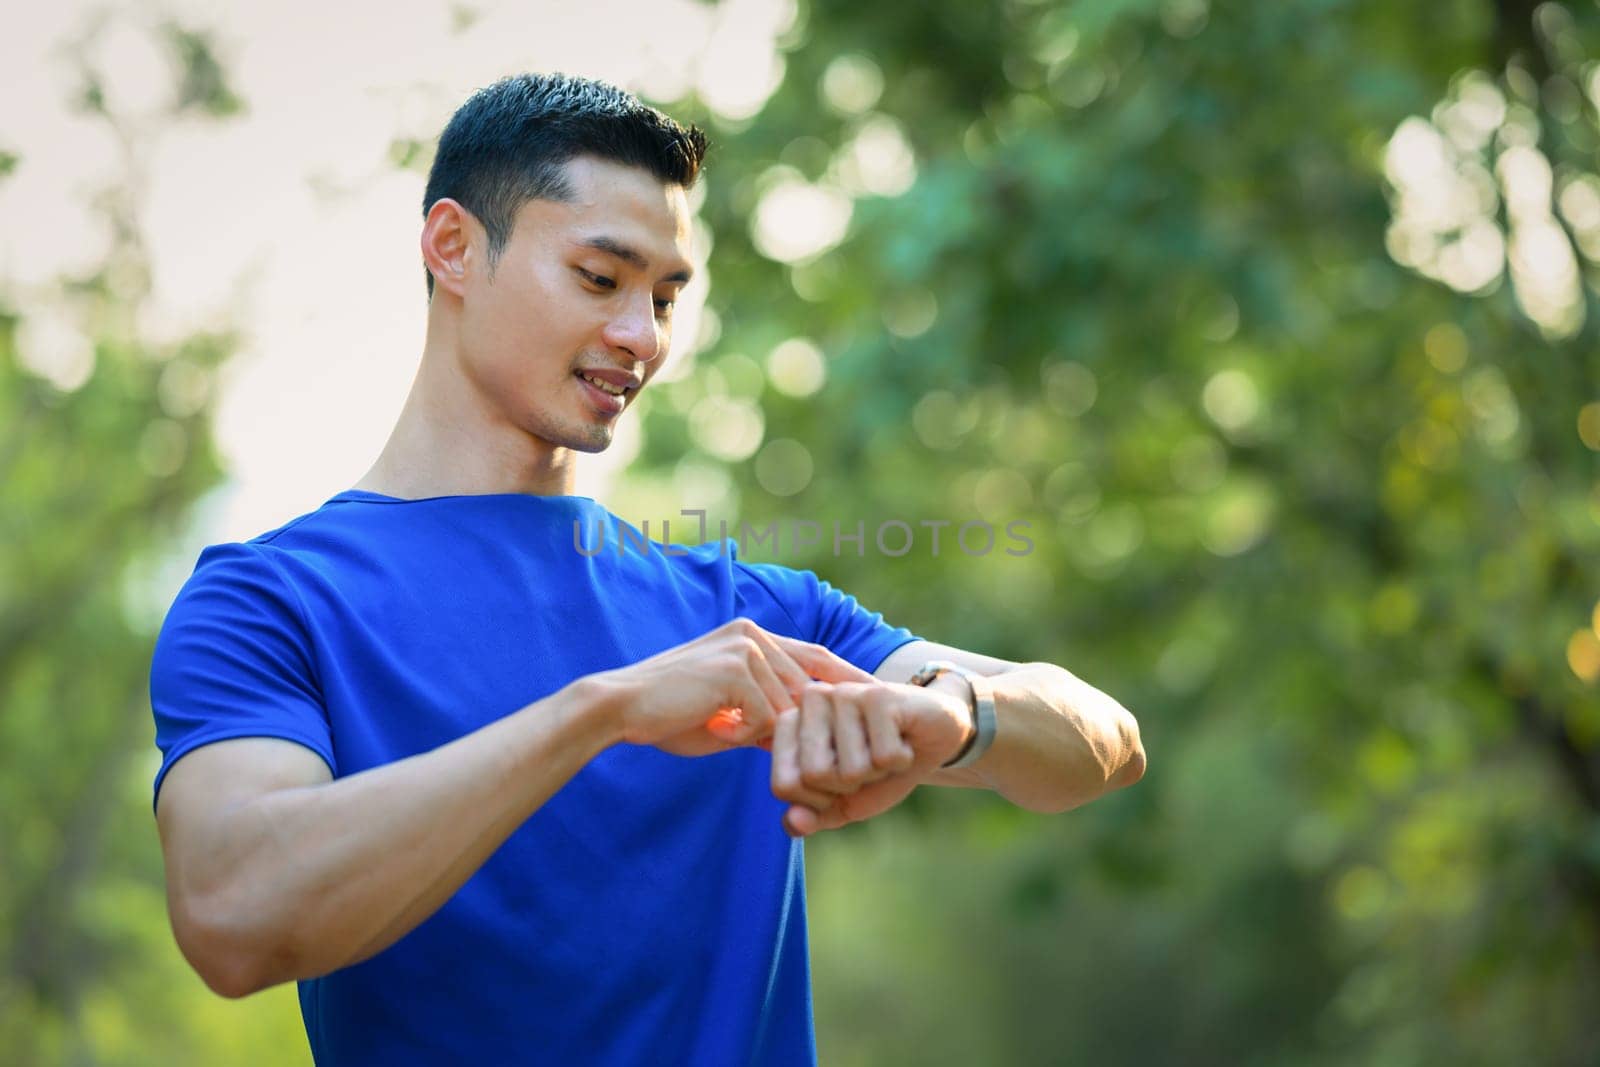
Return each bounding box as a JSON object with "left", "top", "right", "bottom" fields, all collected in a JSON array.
[{"left": 421, "top": 72, "right": 708, "bottom": 299}]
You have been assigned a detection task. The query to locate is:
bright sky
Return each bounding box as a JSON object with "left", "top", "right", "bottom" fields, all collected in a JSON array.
[{"left": 0, "top": 0, "right": 792, "bottom": 558}]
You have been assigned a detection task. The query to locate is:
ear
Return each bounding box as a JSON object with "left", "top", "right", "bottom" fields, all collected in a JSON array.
[{"left": 420, "top": 199, "right": 476, "bottom": 300}]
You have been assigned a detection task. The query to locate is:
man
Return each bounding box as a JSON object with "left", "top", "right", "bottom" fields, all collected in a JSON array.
[{"left": 150, "top": 73, "right": 1145, "bottom": 1065}]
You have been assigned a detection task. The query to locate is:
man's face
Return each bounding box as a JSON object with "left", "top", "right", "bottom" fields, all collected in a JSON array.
[{"left": 454, "top": 156, "right": 694, "bottom": 455}]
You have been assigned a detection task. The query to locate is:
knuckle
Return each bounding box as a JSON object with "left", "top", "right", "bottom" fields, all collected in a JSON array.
[
  {"left": 800, "top": 764, "right": 834, "bottom": 790},
  {"left": 838, "top": 682, "right": 872, "bottom": 703},
  {"left": 876, "top": 746, "right": 913, "bottom": 772}
]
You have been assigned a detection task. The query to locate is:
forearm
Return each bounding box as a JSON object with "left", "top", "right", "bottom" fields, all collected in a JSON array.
[
  {"left": 175, "top": 677, "right": 621, "bottom": 995},
  {"left": 936, "top": 663, "right": 1145, "bottom": 812}
]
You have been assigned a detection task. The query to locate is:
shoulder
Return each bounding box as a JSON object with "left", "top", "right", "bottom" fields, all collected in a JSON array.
[
  {"left": 153, "top": 540, "right": 318, "bottom": 689},
  {"left": 171, "top": 540, "right": 306, "bottom": 619},
  {"left": 171, "top": 539, "right": 293, "bottom": 607}
]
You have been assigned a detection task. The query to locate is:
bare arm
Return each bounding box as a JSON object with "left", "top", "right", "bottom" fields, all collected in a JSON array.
[
  {"left": 874, "top": 639, "right": 1146, "bottom": 812},
  {"left": 156, "top": 677, "right": 620, "bottom": 998},
  {"left": 765, "top": 639, "right": 1146, "bottom": 837},
  {"left": 155, "top": 619, "right": 870, "bottom": 998}
]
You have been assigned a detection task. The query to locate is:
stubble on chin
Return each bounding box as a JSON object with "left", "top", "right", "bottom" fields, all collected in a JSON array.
[
  {"left": 577, "top": 425, "right": 614, "bottom": 452},
  {"left": 555, "top": 416, "right": 615, "bottom": 454}
]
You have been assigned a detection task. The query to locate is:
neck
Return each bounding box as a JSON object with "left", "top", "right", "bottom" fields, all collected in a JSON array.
[{"left": 355, "top": 336, "right": 580, "bottom": 501}]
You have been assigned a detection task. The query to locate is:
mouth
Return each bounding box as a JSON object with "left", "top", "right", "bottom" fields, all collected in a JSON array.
[
  {"left": 575, "top": 371, "right": 636, "bottom": 415},
  {"left": 577, "top": 371, "right": 632, "bottom": 397}
]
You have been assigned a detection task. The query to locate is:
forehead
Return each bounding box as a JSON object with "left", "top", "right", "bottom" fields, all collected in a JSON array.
[{"left": 514, "top": 156, "right": 692, "bottom": 265}]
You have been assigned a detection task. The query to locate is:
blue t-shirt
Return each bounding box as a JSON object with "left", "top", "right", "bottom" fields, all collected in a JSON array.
[{"left": 149, "top": 489, "right": 919, "bottom": 1066}]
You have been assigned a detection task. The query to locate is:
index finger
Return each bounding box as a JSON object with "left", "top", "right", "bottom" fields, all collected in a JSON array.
[
  {"left": 745, "top": 628, "right": 818, "bottom": 707},
  {"left": 767, "top": 634, "right": 877, "bottom": 685}
]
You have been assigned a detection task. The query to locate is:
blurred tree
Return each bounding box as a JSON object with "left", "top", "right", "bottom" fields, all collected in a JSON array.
[
  {"left": 0, "top": 13, "right": 305, "bottom": 1065},
  {"left": 624, "top": 0, "right": 1600, "bottom": 1062},
  {"left": 7, "top": 1, "right": 1599, "bottom": 1064}
]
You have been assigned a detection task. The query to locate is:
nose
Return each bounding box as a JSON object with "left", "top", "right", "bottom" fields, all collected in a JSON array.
[{"left": 601, "top": 290, "right": 665, "bottom": 365}]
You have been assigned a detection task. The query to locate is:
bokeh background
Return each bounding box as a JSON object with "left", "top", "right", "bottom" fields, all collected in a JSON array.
[{"left": 4, "top": 0, "right": 1600, "bottom": 1063}]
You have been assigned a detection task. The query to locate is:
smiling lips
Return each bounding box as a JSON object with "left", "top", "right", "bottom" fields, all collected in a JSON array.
[
  {"left": 575, "top": 369, "right": 639, "bottom": 415},
  {"left": 578, "top": 371, "right": 630, "bottom": 396}
]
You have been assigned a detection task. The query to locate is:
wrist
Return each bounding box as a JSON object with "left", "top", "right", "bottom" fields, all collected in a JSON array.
[
  {"left": 558, "top": 672, "right": 635, "bottom": 750},
  {"left": 494, "top": 674, "right": 626, "bottom": 796},
  {"left": 908, "top": 659, "right": 997, "bottom": 769},
  {"left": 928, "top": 673, "right": 977, "bottom": 750}
]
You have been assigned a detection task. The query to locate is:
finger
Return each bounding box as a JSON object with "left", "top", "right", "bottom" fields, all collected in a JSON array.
[
  {"left": 798, "top": 685, "right": 843, "bottom": 793},
  {"left": 789, "top": 770, "right": 916, "bottom": 837},
  {"left": 706, "top": 621, "right": 800, "bottom": 727},
  {"left": 761, "top": 646, "right": 819, "bottom": 713},
  {"left": 771, "top": 709, "right": 837, "bottom": 811},
  {"left": 705, "top": 706, "right": 746, "bottom": 739},
  {"left": 713, "top": 672, "right": 781, "bottom": 746},
  {"left": 831, "top": 697, "right": 878, "bottom": 787},
  {"left": 746, "top": 628, "right": 817, "bottom": 707},
  {"left": 769, "top": 634, "right": 876, "bottom": 685},
  {"left": 740, "top": 639, "right": 798, "bottom": 722},
  {"left": 784, "top": 801, "right": 833, "bottom": 837},
  {"left": 785, "top": 793, "right": 861, "bottom": 836},
  {"left": 705, "top": 702, "right": 772, "bottom": 748},
  {"left": 863, "top": 699, "right": 915, "bottom": 774}
]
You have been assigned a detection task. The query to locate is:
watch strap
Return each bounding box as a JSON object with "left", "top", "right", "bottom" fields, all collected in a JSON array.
[{"left": 909, "top": 659, "right": 997, "bottom": 769}]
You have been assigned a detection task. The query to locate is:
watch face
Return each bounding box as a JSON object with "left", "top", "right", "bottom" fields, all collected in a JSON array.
[{"left": 911, "top": 660, "right": 960, "bottom": 687}]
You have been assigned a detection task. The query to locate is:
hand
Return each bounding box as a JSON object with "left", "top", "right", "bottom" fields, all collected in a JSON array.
[
  {"left": 598, "top": 618, "right": 876, "bottom": 758},
  {"left": 769, "top": 678, "right": 973, "bottom": 837}
]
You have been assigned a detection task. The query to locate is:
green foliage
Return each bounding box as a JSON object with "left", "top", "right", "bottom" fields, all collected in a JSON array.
[
  {"left": 622, "top": 0, "right": 1600, "bottom": 1061},
  {"left": 162, "top": 24, "right": 246, "bottom": 118},
  {"left": 5, "top": 1, "right": 1600, "bottom": 1063},
  {"left": 0, "top": 16, "right": 307, "bottom": 1065}
]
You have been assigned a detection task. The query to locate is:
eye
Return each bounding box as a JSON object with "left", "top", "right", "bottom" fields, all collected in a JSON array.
[
  {"left": 653, "top": 297, "right": 676, "bottom": 315},
  {"left": 577, "top": 268, "right": 616, "bottom": 290}
]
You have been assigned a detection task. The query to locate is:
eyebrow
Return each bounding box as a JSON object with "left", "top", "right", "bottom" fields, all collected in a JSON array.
[{"left": 577, "top": 235, "right": 693, "bottom": 283}]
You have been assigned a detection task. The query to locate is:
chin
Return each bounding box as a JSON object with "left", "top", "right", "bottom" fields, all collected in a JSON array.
[
  {"left": 519, "top": 407, "right": 617, "bottom": 454},
  {"left": 558, "top": 423, "right": 615, "bottom": 454}
]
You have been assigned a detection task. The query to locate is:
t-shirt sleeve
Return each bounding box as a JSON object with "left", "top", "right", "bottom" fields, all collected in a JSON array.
[
  {"left": 148, "top": 541, "right": 336, "bottom": 809},
  {"left": 732, "top": 560, "right": 921, "bottom": 675}
]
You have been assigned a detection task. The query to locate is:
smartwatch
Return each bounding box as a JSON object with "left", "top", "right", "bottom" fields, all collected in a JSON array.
[{"left": 909, "top": 659, "right": 997, "bottom": 769}]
